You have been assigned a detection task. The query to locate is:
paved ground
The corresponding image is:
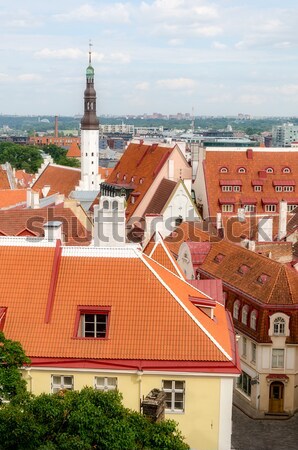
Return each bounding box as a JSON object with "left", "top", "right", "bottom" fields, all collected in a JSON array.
[{"left": 232, "top": 406, "right": 298, "bottom": 450}]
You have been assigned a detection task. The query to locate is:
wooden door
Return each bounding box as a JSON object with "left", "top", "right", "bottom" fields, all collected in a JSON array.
[{"left": 269, "top": 382, "right": 284, "bottom": 413}]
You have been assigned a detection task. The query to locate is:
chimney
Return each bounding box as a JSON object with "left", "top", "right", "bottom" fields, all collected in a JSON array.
[
  {"left": 44, "top": 221, "right": 63, "bottom": 241},
  {"left": 55, "top": 115, "right": 58, "bottom": 138},
  {"left": 216, "top": 212, "right": 222, "bottom": 230},
  {"left": 27, "top": 188, "right": 39, "bottom": 209},
  {"left": 258, "top": 217, "right": 273, "bottom": 242},
  {"left": 93, "top": 196, "right": 126, "bottom": 247},
  {"left": 246, "top": 148, "right": 253, "bottom": 159},
  {"left": 237, "top": 208, "right": 246, "bottom": 223},
  {"left": 278, "top": 201, "right": 287, "bottom": 240}
]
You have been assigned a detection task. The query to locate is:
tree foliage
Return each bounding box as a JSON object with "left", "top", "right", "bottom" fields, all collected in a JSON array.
[
  {"left": 43, "top": 144, "right": 80, "bottom": 168},
  {"left": 0, "top": 387, "right": 189, "bottom": 450},
  {"left": 0, "top": 142, "right": 43, "bottom": 173},
  {"left": 0, "top": 331, "right": 30, "bottom": 404}
]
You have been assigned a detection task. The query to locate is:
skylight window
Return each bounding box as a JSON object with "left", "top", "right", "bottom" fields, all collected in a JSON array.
[
  {"left": 238, "top": 167, "right": 246, "bottom": 173},
  {"left": 219, "top": 167, "right": 228, "bottom": 173},
  {"left": 238, "top": 264, "right": 250, "bottom": 275},
  {"left": 213, "top": 253, "right": 225, "bottom": 263},
  {"left": 75, "top": 306, "right": 110, "bottom": 339},
  {"left": 282, "top": 167, "right": 291, "bottom": 174},
  {"left": 257, "top": 273, "right": 270, "bottom": 285},
  {"left": 266, "top": 167, "right": 274, "bottom": 174}
]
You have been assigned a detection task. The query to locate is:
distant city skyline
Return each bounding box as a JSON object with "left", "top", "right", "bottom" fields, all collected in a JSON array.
[{"left": 1, "top": 0, "right": 298, "bottom": 116}]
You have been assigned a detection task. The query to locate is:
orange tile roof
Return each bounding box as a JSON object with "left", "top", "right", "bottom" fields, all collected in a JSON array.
[
  {"left": 105, "top": 143, "right": 175, "bottom": 219},
  {"left": 66, "top": 142, "right": 81, "bottom": 158},
  {"left": 145, "top": 238, "right": 185, "bottom": 278},
  {"left": 0, "top": 189, "right": 27, "bottom": 208},
  {"left": 32, "top": 164, "right": 81, "bottom": 197},
  {"left": 0, "top": 244, "right": 238, "bottom": 369},
  {"left": 0, "top": 205, "right": 91, "bottom": 245},
  {"left": 98, "top": 167, "right": 113, "bottom": 179},
  {"left": 0, "top": 166, "right": 11, "bottom": 190},
  {"left": 203, "top": 149, "right": 298, "bottom": 216},
  {"left": 15, "top": 170, "right": 34, "bottom": 188}
]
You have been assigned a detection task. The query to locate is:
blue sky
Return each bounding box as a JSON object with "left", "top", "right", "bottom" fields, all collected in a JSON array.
[{"left": 1, "top": 0, "right": 298, "bottom": 116}]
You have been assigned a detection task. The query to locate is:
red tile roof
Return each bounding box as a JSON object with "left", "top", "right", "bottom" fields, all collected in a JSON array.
[
  {"left": 144, "top": 178, "right": 177, "bottom": 215},
  {"left": 145, "top": 238, "right": 185, "bottom": 277},
  {"left": 15, "top": 170, "right": 34, "bottom": 188},
  {"left": 0, "top": 189, "right": 27, "bottom": 208},
  {"left": 66, "top": 142, "right": 81, "bottom": 158},
  {"left": 0, "top": 244, "right": 239, "bottom": 371},
  {"left": 105, "top": 143, "right": 175, "bottom": 219},
  {"left": 0, "top": 205, "right": 91, "bottom": 245},
  {"left": 203, "top": 149, "right": 298, "bottom": 216},
  {"left": 32, "top": 164, "right": 81, "bottom": 197},
  {"left": 0, "top": 166, "right": 11, "bottom": 190}
]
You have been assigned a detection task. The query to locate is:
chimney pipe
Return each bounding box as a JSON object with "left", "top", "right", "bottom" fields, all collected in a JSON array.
[
  {"left": 44, "top": 221, "right": 63, "bottom": 241},
  {"left": 278, "top": 201, "right": 287, "bottom": 240}
]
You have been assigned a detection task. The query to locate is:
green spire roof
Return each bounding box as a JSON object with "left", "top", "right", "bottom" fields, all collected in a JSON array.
[{"left": 86, "top": 65, "right": 94, "bottom": 77}]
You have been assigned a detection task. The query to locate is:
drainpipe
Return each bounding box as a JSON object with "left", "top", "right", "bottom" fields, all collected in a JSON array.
[{"left": 137, "top": 369, "right": 143, "bottom": 413}]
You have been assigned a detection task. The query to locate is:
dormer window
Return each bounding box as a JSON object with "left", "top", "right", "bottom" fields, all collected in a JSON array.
[
  {"left": 254, "top": 185, "right": 262, "bottom": 192},
  {"left": 238, "top": 264, "right": 250, "bottom": 275},
  {"left": 214, "top": 253, "right": 225, "bottom": 263},
  {"left": 238, "top": 167, "right": 246, "bottom": 173},
  {"left": 266, "top": 167, "right": 274, "bottom": 174},
  {"left": 250, "top": 310, "right": 257, "bottom": 330},
  {"left": 233, "top": 300, "right": 240, "bottom": 320},
  {"left": 273, "top": 317, "right": 285, "bottom": 335},
  {"left": 282, "top": 167, "right": 291, "bottom": 174},
  {"left": 75, "top": 306, "right": 110, "bottom": 339},
  {"left": 242, "top": 305, "right": 249, "bottom": 325},
  {"left": 219, "top": 167, "right": 228, "bottom": 173},
  {"left": 257, "top": 273, "right": 270, "bottom": 285}
]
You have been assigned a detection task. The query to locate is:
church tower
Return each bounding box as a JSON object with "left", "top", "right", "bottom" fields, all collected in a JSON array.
[{"left": 79, "top": 43, "right": 100, "bottom": 191}]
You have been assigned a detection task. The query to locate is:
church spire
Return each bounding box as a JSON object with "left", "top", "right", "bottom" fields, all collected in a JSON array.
[{"left": 81, "top": 41, "right": 99, "bottom": 130}]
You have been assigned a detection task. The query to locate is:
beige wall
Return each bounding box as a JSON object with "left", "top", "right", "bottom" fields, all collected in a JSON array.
[{"left": 22, "top": 368, "right": 232, "bottom": 450}]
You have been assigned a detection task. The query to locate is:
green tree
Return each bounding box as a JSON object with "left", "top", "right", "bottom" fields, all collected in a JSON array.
[
  {"left": 0, "top": 331, "right": 30, "bottom": 404},
  {"left": 0, "top": 143, "right": 43, "bottom": 173},
  {"left": 0, "top": 387, "right": 189, "bottom": 450},
  {"left": 43, "top": 145, "right": 80, "bottom": 168}
]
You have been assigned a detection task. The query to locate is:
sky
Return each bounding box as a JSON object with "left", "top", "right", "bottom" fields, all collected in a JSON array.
[{"left": 1, "top": 0, "right": 298, "bottom": 117}]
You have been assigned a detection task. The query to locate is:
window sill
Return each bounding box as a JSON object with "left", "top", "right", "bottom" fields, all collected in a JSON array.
[{"left": 165, "top": 410, "right": 185, "bottom": 415}]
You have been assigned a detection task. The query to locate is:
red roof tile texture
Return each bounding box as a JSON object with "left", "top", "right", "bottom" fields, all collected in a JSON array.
[
  {"left": 32, "top": 164, "right": 81, "bottom": 197},
  {"left": 66, "top": 142, "right": 81, "bottom": 158},
  {"left": 144, "top": 178, "right": 177, "bottom": 215},
  {"left": 0, "top": 167, "right": 11, "bottom": 190},
  {"left": 204, "top": 150, "right": 298, "bottom": 216},
  {"left": 105, "top": 143, "right": 175, "bottom": 219},
  {"left": 0, "top": 189, "right": 27, "bottom": 208},
  {"left": 0, "top": 245, "right": 236, "bottom": 367}
]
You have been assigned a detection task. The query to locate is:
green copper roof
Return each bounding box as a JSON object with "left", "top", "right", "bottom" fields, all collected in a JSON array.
[{"left": 86, "top": 65, "right": 94, "bottom": 77}]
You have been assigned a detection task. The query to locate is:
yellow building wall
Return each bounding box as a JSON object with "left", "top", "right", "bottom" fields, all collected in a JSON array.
[{"left": 23, "top": 369, "right": 222, "bottom": 450}]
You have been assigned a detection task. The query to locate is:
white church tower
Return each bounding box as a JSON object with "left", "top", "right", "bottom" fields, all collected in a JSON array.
[{"left": 78, "top": 43, "right": 100, "bottom": 191}]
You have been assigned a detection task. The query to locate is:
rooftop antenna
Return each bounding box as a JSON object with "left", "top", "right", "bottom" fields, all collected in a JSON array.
[{"left": 89, "top": 39, "right": 92, "bottom": 64}]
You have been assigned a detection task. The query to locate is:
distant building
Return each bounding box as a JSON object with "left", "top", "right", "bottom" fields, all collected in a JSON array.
[{"left": 272, "top": 123, "right": 298, "bottom": 147}]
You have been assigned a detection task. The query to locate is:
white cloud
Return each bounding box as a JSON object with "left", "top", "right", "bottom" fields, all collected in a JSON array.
[
  {"left": 0, "top": 73, "right": 9, "bottom": 81},
  {"left": 168, "top": 38, "right": 184, "bottom": 46},
  {"left": 18, "top": 74, "right": 42, "bottom": 82},
  {"left": 212, "top": 41, "right": 227, "bottom": 49},
  {"left": 156, "top": 78, "right": 196, "bottom": 90},
  {"left": 35, "top": 48, "right": 84, "bottom": 59},
  {"left": 277, "top": 84, "right": 298, "bottom": 95},
  {"left": 54, "top": 3, "right": 131, "bottom": 23},
  {"left": 239, "top": 94, "right": 264, "bottom": 105},
  {"left": 135, "top": 82, "right": 150, "bottom": 91}
]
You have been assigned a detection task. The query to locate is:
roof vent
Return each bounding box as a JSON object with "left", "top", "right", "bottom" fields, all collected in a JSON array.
[{"left": 246, "top": 149, "right": 253, "bottom": 159}]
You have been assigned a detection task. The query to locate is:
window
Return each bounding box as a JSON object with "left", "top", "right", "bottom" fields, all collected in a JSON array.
[
  {"left": 238, "top": 167, "right": 246, "bottom": 173},
  {"left": 265, "top": 204, "right": 276, "bottom": 212},
  {"left": 112, "top": 200, "right": 118, "bottom": 210},
  {"left": 162, "top": 380, "right": 185, "bottom": 413},
  {"left": 244, "top": 204, "right": 255, "bottom": 212},
  {"left": 287, "top": 204, "right": 298, "bottom": 212},
  {"left": 251, "top": 343, "right": 256, "bottom": 363},
  {"left": 273, "top": 317, "right": 285, "bottom": 335},
  {"left": 233, "top": 300, "right": 240, "bottom": 320},
  {"left": 250, "top": 310, "right": 257, "bottom": 330},
  {"left": 242, "top": 337, "right": 247, "bottom": 357},
  {"left": 75, "top": 307, "right": 110, "bottom": 339},
  {"left": 51, "top": 375, "right": 73, "bottom": 393},
  {"left": 238, "top": 264, "right": 250, "bottom": 275},
  {"left": 233, "top": 186, "right": 241, "bottom": 192},
  {"left": 283, "top": 186, "right": 294, "bottom": 192},
  {"left": 95, "top": 377, "right": 117, "bottom": 391},
  {"left": 214, "top": 253, "right": 225, "bottom": 263},
  {"left": 222, "top": 204, "right": 233, "bottom": 212},
  {"left": 282, "top": 167, "right": 291, "bottom": 174},
  {"left": 242, "top": 306, "right": 249, "bottom": 325},
  {"left": 272, "top": 349, "right": 284, "bottom": 368},
  {"left": 103, "top": 200, "right": 109, "bottom": 210},
  {"left": 237, "top": 371, "right": 251, "bottom": 397},
  {"left": 266, "top": 167, "right": 274, "bottom": 173},
  {"left": 257, "top": 273, "right": 270, "bottom": 285},
  {"left": 220, "top": 167, "right": 228, "bottom": 173},
  {"left": 254, "top": 185, "right": 262, "bottom": 192},
  {"left": 222, "top": 186, "right": 232, "bottom": 192},
  {"left": 275, "top": 186, "right": 283, "bottom": 192}
]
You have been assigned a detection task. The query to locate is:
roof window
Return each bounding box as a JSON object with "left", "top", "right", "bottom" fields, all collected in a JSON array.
[
  {"left": 238, "top": 264, "right": 250, "bottom": 275},
  {"left": 266, "top": 167, "right": 274, "bottom": 174},
  {"left": 75, "top": 306, "right": 110, "bottom": 339},
  {"left": 238, "top": 167, "right": 246, "bottom": 173},
  {"left": 257, "top": 273, "right": 270, "bottom": 285},
  {"left": 219, "top": 167, "right": 228, "bottom": 173},
  {"left": 282, "top": 167, "right": 291, "bottom": 174},
  {"left": 214, "top": 253, "right": 225, "bottom": 263}
]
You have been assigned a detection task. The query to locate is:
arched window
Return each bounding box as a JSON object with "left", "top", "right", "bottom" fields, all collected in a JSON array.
[
  {"left": 112, "top": 200, "right": 118, "bottom": 210},
  {"left": 250, "top": 310, "right": 257, "bottom": 330},
  {"left": 242, "top": 305, "right": 249, "bottom": 325},
  {"left": 238, "top": 167, "right": 246, "bottom": 173},
  {"left": 266, "top": 167, "right": 274, "bottom": 174},
  {"left": 282, "top": 167, "right": 291, "bottom": 174},
  {"left": 103, "top": 200, "right": 109, "bottom": 210},
  {"left": 219, "top": 167, "right": 228, "bottom": 173},
  {"left": 273, "top": 317, "right": 285, "bottom": 335},
  {"left": 233, "top": 300, "right": 240, "bottom": 320}
]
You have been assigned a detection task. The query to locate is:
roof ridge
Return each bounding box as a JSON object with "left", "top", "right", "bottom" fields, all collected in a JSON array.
[{"left": 140, "top": 253, "right": 232, "bottom": 361}]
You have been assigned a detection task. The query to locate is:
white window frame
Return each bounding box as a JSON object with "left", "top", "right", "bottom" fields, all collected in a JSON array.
[
  {"left": 162, "top": 380, "right": 185, "bottom": 413},
  {"left": 233, "top": 186, "right": 241, "bottom": 192},
  {"left": 272, "top": 349, "right": 284, "bottom": 368},
  {"left": 265, "top": 204, "right": 276, "bottom": 212},
  {"left": 266, "top": 167, "right": 274, "bottom": 173},
  {"left": 283, "top": 186, "right": 294, "bottom": 192},
  {"left": 233, "top": 300, "right": 240, "bottom": 320},
  {"left": 237, "top": 371, "right": 251, "bottom": 397},
  {"left": 250, "top": 310, "right": 257, "bottom": 330},
  {"left": 238, "top": 167, "right": 246, "bottom": 173},
  {"left": 242, "top": 336, "right": 247, "bottom": 357},
  {"left": 251, "top": 343, "right": 256, "bottom": 363},
  {"left": 51, "top": 375, "right": 74, "bottom": 393},
  {"left": 222, "top": 186, "right": 232, "bottom": 192},
  {"left": 254, "top": 185, "right": 262, "bottom": 192},
  {"left": 94, "top": 376, "right": 117, "bottom": 391},
  {"left": 273, "top": 317, "right": 285, "bottom": 336},
  {"left": 287, "top": 204, "right": 298, "bottom": 212},
  {"left": 80, "top": 313, "right": 108, "bottom": 338},
  {"left": 244, "top": 204, "right": 255, "bottom": 212},
  {"left": 222, "top": 204, "right": 233, "bottom": 212},
  {"left": 283, "top": 167, "right": 291, "bottom": 174},
  {"left": 242, "top": 306, "right": 249, "bottom": 325},
  {"left": 275, "top": 186, "right": 282, "bottom": 192}
]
